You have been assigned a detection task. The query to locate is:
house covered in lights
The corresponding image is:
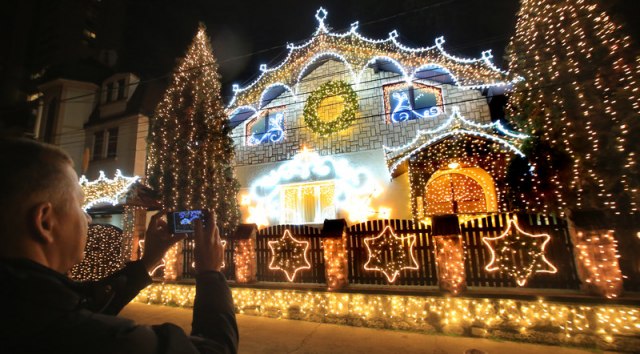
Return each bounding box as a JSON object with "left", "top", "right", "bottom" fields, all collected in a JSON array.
[{"left": 228, "top": 8, "right": 527, "bottom": 227}]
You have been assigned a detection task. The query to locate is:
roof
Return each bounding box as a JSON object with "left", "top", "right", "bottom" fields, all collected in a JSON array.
[
  {"left": 383, "top": 107, "right": 528, "bottom": 177},
  {"left": 226, "top": 7, "right": 523, "bottom": 124}
]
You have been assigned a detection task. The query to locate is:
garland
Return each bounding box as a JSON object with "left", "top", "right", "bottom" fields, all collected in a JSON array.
[{"left": 303, "top": 80, "right": 358, "bottom": 136}]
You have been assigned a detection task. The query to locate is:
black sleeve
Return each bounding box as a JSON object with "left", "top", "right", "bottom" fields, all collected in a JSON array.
[
  {"left": 191, "top": 271, "right": 239, "bottom": 354},
  {"left": 76, "top": 260, "right": 153, "bottom": 315}
]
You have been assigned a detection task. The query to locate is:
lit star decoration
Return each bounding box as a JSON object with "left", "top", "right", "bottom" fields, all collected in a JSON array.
[
  {"left": 268, "top": 229, "right": 311, "bottom": 282},
  {"left": 79, "top": 170, "right": 139, "bottom": 210},
  {"left": 483, "top": 219, "right": 557, "bottom": 286},
  {"left": 363, "top": 225, "right": 419, "bottom": 283}
]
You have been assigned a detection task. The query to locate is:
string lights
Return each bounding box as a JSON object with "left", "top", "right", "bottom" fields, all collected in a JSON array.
[
  {"left": 234, "top": 238, "right": 257, "bottom": 283},
  {"left": 575, "top": 230, "right": 624, "bottom": 299},
  {"left": 246, "top": 148, "right": 381, "bottom": 226},
  {"left": 434, "top": 235, "right": 466, "bottom": 295},
  {"left": 363, "top": 225, "right": 419, "bottom": 283},
  {"left": 134, "top": 284, "right": 640, "bottom": 350},
  {"left": 79, "top": 170, "right": 139, "bottom": 210},
  {"left": 506, "top": 0, "right": 640, "bottom": 214},
  {"left": 268, "top": 229, "right": 312, "bottom": 282},
  {"left": 146, "top": 24, "right": 240, "bottom": 236},
  {"left": 69, "top": 224, "right": 124, "bottom": 281},
  {"left": 227, "top": 7, "right": 522, "bottom": 111},
  {"left": 483, "top": 218, "right": 558, "bottom": 286},
  {"left": 303, "top": 80, "right": 359, "bottom": 136},
  {"left": 322, "top": 236, "right": 349, "bottom": 290}
]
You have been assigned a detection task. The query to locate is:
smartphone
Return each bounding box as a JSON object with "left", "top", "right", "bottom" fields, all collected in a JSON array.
[{"left": 168, "top": 209, "right": 206, "bottom": 234}]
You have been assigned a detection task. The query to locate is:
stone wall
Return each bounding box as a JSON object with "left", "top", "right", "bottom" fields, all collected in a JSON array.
[{"left": 232, "top": 59, "right": 491, "bottom": 167}]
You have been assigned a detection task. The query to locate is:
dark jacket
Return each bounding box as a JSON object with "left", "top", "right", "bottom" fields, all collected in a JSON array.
[{"left": 0, "top": 259, "right": 238, "bottom": 354}]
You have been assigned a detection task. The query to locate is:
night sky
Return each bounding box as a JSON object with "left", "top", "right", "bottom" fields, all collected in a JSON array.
[{"left": 118, "top": 0, "right": 639, "bottom": 99}]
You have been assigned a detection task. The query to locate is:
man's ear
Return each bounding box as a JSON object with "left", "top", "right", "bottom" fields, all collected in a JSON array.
[{"left": 30, "top": 202, "right": 56, "bottom": 244}]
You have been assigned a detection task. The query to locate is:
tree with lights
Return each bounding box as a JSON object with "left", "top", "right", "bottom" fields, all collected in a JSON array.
[
  {"left": 506, "top": 0, "right": 640, "bottom": 214},
  {"left": 147, "top": 24, "right": 240, "bottom": 236}
]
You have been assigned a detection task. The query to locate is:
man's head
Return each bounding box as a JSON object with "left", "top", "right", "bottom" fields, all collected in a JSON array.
[{"left": 0, "top": 138, "right": 91, "bottom": 273}]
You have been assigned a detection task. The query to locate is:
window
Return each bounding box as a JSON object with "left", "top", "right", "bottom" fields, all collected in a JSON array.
[
  {"left": 92, "top": 128, "right": 118, "bottom": 160},
  {"left": 117, "top": 79, "right": 125, "bottom": 100},
  {"left": 105, "top": 82, "right": 114, "bottom": 102},
  {"left": 281, "top": 182, "right": 335, "bottom": 224},
  {"left": 106, "top": 128, "right": 118, "bottom": 158},
  {"left": 93, "top": 131, "right": 104, "bottom": 160},
  {"left": 383, "top": 82, "right": 444, "bottom": 123},
  {"left": 246, "top": 107, "right": 286, "bottom": 145}
]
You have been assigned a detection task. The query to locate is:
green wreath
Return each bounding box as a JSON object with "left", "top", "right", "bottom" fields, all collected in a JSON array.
[{"left": 303, "top": 80, "right": 359, "bottom": 136}]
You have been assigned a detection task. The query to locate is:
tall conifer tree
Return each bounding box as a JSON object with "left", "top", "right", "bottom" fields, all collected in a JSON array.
[
  {"left": 506, "top": 0, "right": 640, "bottom": 214},
  {"left": 147, "top": 24, "right": 240, "bottom": 235}
]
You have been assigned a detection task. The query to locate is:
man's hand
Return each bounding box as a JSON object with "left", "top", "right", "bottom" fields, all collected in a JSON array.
[
  {"left": 141, "top": 211, "right": 186, "bottom": 273},
  {"left": 194, "top": 210, "right": 224, "bottom": 273}
]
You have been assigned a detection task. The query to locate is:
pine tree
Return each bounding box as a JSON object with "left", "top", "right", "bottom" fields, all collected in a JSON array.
[
  {"left": 147, "top": 24, "right": 241, "bottom": 236},
  {"left": 506, "top": 0, "right": 640, "bottom": 214}
]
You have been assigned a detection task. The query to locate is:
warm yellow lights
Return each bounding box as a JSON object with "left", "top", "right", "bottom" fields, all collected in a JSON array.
[
  {"left": 268, "top": 229, "right": 312, "bottom": 282},
  {"left": 377, "top": 207, "right": 391, "bottom": 219},
  {"left": 507, "top": 0, "right": 640, "bottom": 214},
  {"left": 434, "top": 235, "right": 466, "bottom": 295},
  {"left": 363, "top": 225, "right": 419, "bottom": 283},
  {"left": 323, "top": 236, "right": 349, "bottom": 290},
  {"left": 575, "top": 230, "right": 623, "bottom": 299},
  {"left": 240, "top": 194, "right": 251, "bottom": 206},
  {"left": 69, "top": 224, "right": 124, "bottom": 281},
  {"left": 134, "top": 284, "right": 640, "bottom": 350},
  {"left": 234, "top": 239, "right": 257, "bottom": 283},
  {"left": 483, "top": 219, "right": 557, "bottom": 286},
  {"left": 447, "top": 162, "right": 460, "bottom": 169}
]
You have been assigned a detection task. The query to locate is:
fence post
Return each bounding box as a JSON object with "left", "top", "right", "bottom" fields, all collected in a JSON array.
[
  {"left": 432, "top": 215, "right": 466, "bottom": 295},
  {"left": 232, "top": 223, "right": 258, "bottom": 284},
  {"left": 567, "top": 209, "right": 623, "bottom": 298},
  {"left": 322, "top": 219, "right": 349, "bottom": 290}
]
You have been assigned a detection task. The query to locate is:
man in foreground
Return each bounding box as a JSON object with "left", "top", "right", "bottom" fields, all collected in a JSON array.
[{"left": 0, "top": 138, "right": 238, "bottom": 353}]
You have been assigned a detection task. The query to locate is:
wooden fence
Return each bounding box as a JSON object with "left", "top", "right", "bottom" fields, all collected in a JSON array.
[
  {"left": 177, "top": 214, "right": 585, "bottom": 290},
  {"left": 346, "top": 219, "right": 438, "bottom": 286},
  {"left": 460, "top": 213, "right": 580, "bottom": 289},
  {"left": 255, "top": 224, "right": 325, "bottom": 283}
]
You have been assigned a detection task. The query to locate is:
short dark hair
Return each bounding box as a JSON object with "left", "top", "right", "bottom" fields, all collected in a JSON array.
[{"left": 0, "top": 138, "right": 74, "bottom": 224}]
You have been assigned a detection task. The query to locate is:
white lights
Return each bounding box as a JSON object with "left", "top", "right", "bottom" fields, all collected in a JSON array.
[
  {"left": 227, "top": 7, "right": 522, "bottom": 111},
  {"left": 245, "top": 149, "right": 380, "bottom": 226},
  {"left": 79, "top": 169, "right": 139, "bottom": 210}
]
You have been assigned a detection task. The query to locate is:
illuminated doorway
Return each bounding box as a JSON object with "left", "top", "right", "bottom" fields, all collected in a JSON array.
[{"left": 423, "top": 167, "right": 498, "bottom": 215}]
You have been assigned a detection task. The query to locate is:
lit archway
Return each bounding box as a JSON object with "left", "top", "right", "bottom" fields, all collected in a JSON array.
[{"left": 423, "top": 167, "right": 498, "bottom": 215}]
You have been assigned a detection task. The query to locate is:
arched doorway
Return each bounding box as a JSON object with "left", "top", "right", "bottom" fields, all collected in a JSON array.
[{"left": 424, "top": 167, "right": 498, "bottom": 215}]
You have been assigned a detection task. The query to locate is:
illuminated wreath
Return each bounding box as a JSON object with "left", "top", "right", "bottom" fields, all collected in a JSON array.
[{"left": 303, "top": 80, "right": 358, "bottom": 136}]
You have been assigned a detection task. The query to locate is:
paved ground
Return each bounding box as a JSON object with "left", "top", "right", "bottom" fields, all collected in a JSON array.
[{"left": 121, "top": 303, "right": 600, "bottom": 354}]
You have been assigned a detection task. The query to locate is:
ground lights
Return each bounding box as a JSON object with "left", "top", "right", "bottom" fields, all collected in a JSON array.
[{"left": 134, "top": 284, "right": 640, "bottom": 348}]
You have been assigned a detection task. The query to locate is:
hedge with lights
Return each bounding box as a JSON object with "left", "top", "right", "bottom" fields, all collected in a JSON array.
[{"left": 303, "top": 80, "right": 358, "bottom": 136}]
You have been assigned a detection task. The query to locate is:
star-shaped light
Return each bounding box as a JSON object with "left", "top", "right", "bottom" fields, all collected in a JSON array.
[
  {"left": 268, "top": 229, "right": 311, "bottom": 282},
  {"left": 80, "top": 170, "right": 139, "bottom": 210},
  {"left": 363, "top": 225, "right": 419, "bottom": 283},
  {"left": 483, "top": 219, "right": 557, "bottom": 286}
]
